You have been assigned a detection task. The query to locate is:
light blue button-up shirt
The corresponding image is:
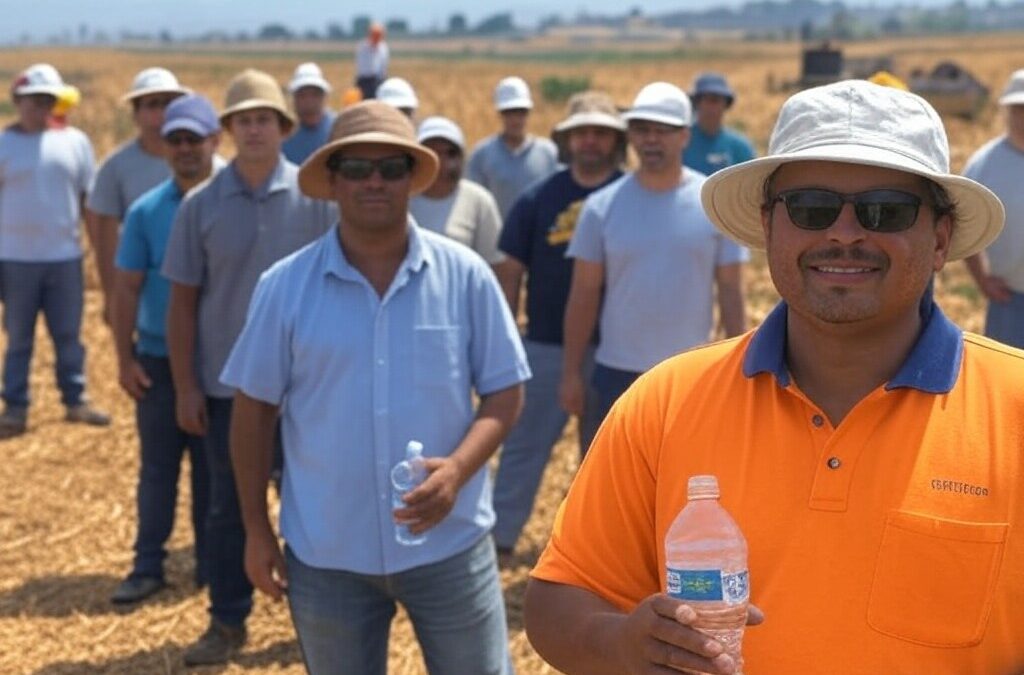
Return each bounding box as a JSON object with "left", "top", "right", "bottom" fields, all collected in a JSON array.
[{"left": 221, "top": 223, "right": 531, "bottom": 575}]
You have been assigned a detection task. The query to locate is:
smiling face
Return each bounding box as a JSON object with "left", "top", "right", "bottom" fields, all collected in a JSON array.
[{"left": 762, "top": 160, "right": 952, "bottom": 327}]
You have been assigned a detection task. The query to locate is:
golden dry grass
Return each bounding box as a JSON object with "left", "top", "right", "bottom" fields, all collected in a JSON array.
[{"left": 0, "top": 34, "right": 1020, "bottom": 674}]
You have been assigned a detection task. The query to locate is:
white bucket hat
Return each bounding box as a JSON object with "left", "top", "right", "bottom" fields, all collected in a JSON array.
[
  {"left": 999, "top": 69, "right": 1024, "bottom": 106},
  {"left": 494, "top": 76, "right": 533, "bottom": 111},
  {"left": 621, "top": 82, "right": 692, "bottom": 127},
  {"left": 376, "top": 77, "right": 418, "bottom": 111},
  {"left": 417, "top": 116, "right": 465, "bottom": 151},
  {"left": 12, "top": 63, "right": 65, "bottom": 97},
  {"left": 701, "top": 79, "right": 1004, "bottom": 262},
  {"left": 289, "top": 62, "right": 332, "bottom": 94},
  {"left": 121, "top": 67, "right": 189, "bottom": 103}
]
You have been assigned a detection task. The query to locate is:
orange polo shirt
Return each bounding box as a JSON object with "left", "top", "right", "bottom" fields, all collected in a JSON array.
[{"left": 532, "top": 302, "right": 1024, "bottom": 674}]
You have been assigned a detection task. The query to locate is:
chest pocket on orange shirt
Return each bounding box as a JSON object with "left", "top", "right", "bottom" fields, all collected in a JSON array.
[{"left": 866, "top": 511, "right": 1008, "bottom": 647}]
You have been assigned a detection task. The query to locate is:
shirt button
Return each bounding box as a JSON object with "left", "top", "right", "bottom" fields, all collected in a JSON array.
[
  {"left": 811, "top": 414, "right": 825, "bottom": 427},
  {"left": 827, "top": 456, "right": 842, "bottom": 470},
  {"left": 377, "top": 358, "right": 385, "bottom": 366}
]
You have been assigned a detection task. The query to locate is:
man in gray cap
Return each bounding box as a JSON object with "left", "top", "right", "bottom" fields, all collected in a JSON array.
[
  {"left": 409, "top": 116, "right": 505, "bottom": 267},
  {"left": 526, "top": 80, "right": 1023, "bottom": 674},
  {"left": 964, "top": 69, "right": 1024, "bottom": 348},
  {"left": 109, "top": 94, "right": 224, "bottom": 606},
  {"left": 283, "top": 62, "right": 336, "bottom": 165},
  {"left": 683, "top": 72, "right": 756, "bottom": 177},
  {"left": 86, "top": 67, "right": 189, "bottom": 324}
]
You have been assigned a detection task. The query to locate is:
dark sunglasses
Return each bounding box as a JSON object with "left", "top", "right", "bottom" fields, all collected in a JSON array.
[
  {"left": 326, "top": 154, "right": 415, "bottom": 181},
  {"left": 772, "top": 188, "right": 922, "bottom": 233},
  {"left": 165, "top": 132, "right": 204, "bottom": 147}
]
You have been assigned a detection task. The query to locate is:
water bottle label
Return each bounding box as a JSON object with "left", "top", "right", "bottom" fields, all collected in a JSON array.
[{"left": 666, "top": 568, "right": 749, "bottom": 604}]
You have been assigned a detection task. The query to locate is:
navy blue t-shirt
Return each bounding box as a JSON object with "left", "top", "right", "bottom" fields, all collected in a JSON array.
[{"left": 499, "top": 167, "right": 622, "bottom": 345}]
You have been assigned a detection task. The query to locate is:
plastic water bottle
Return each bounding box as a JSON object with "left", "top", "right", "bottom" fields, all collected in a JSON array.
[
  {"left": 665, "top": 475, "right": 749, "bottom": 673},
  {"left": 391, "top": 440, "right": 428, "bottom": 546}
]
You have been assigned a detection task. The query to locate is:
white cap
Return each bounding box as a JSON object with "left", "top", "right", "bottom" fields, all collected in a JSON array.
[
  {"left": 289, "top": 62, "right": 332, "bottom": 94},
  {"left": 376, "top": 77, "right": 419, "bottom": 111},
  {"left": 121, "top": 67, "right": 189, "bottom": 103},
  {"left": 12, "top": 63, "right": 65, "bottom": 97},
  {"left": 999, "top": 69, "right": 1024, "bottom": 106},
  {"left": 622, "top": 82, "right": 692, "bottom": 127},
  {"left": 417, "top": 116, "right": 465, "bottom": 151},
  {"left": 494, "top": 76, "right": 533, "bottom": 111}
]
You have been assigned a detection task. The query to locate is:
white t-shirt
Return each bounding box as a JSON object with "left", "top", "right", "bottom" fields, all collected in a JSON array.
[
  {"left": 568, "top": 170, "right": 749, "bottom": 373},
  {"left": 0, "top": 125, "right": 95, "bottom": 262},
  {"left": 409, "top": 179, "right": 505, "bottom": 264},
  {"left": 355, "top": 41, "right": 389, "bottom": 78},
  {"left": 963, "top": 136, "right": 1024, "bottom": 293}
]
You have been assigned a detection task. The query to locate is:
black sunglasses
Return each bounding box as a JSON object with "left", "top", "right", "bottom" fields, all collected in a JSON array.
[
  {"left": 326, "top": 154, "right": 414, "bottom": 181},
  {"left": 165, "top": 132, "right": 204, "bottom": 147},
  {"left": 772, "top": 188, "right": 923, "bottom": 233}
]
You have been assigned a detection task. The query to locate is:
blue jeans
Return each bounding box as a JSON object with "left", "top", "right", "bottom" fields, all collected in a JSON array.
[
  {"left": 131, "top": 354, "right": 208, "bottom": 583},
  {"left": 286, "top": 536, "right": 513, "bottom": 675},
  {"left": 591, "top": 363, "right": 642, "bottom": 428},
  {"left": 985, "top": 290, "right": 1024, "bottom": 349},
  {"left": 0, "top": 258, "right": 86, "bottom": 408},
  {"left": 492, "top": 340, "right": 598, "bottom": 550},
  {"left": 204, "top": 396, "right": 252, "bottom": 626}
]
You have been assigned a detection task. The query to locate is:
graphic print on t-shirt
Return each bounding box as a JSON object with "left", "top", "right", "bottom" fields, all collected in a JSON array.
[{"left": 547, "top": 199, "right": 585, "bottom": 245}]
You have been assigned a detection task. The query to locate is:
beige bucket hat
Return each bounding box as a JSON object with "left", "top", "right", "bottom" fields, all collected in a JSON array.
[
  {"left": 219, "top": 68, "right": 295, "bottom": 132},
  {"left": 701, "top": 79, "right": 1004, "bottom": 262},
  {"left": 552, "top": 90, "right": 625, "bottom": 136},
  {"left": 298, "top": 100, "right": 439, "bottom": 199}
]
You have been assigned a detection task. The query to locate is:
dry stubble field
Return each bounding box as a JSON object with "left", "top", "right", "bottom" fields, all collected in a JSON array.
[{"left": 0, "top": 33, "right": 1021, "bottom": 674}]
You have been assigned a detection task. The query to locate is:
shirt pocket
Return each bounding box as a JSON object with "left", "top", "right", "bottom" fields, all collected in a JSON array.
[
  {"left": 413, "top": 326, "right": 463, "bottom": 386},
  {"left": 866, "top": 511, "right": 1008, "bottom": 647}
]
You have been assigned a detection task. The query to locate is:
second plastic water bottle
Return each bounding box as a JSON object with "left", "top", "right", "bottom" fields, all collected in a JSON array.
[
  {"left": 391, "top": 440, "right": 428, "bottom": 546},
  {"left": 665, "top": 474, "right": 749, "bottom": 674}
]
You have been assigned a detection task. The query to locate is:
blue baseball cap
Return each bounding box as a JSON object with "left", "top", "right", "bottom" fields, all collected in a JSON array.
[
  {"left": 691, "top": 73, "right": 735, "bottom": 105},
  {"left": 161, "top": 94, "right": 220, "bottom": 138}
]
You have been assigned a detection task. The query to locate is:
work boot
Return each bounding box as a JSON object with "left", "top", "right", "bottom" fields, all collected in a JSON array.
[
  {"left": 183, "top": 619, "right": 246, "bottom": 667},
  {"left": 110, "top": 575, "right": 166, "bottom": 605},
  {"left": 0, "top": 407, "right": 27, "bottom": 435},
  {"left": 65, "top": 403, "right": 111, "bottom": 426}
]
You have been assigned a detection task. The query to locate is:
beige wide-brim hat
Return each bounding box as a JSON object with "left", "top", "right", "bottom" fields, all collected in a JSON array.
[
  {"left": 299, "top": 100, "right": 439, "bottom": 199},
  {"left": 701, "top": 79, "right": 1004, "bottom": 262},
  {"left": 219, "top": 68, "right": 296, "bottom": 132},
  {"left": 551, "top": 90, "right": 626, "bottom": 138}
]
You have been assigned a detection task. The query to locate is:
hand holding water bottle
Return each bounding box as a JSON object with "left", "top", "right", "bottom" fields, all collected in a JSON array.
[{"left": 392, "top": 441, "right": 465, "bottom": 541}]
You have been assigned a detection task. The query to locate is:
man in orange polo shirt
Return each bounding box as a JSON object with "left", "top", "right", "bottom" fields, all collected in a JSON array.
[{"left": 525, "top": 80, "right": 1024, "bottom": 674}]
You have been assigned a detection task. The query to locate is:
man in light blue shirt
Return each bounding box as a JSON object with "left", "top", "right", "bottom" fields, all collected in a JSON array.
[
  {"left": 282, "top": 63, "right": 336, "bottom": 165},
  {"left": 222, "top": 101, "right": 529, "bottom": 675},
  {"left": 682, "top": 72, "right": 756, "bottom": 176}
]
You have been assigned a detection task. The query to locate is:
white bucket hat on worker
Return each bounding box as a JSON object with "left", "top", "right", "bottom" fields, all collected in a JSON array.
[
  {"left": 417, "top": 116, "right": 465, "bottom": 151},
  {"left": 621, "top": 82, "right": 692, "bottom": 127},
  {"left": 289, "top": 62, "right": 332, "bottom": 94},
  {"left": 999, "top": 69, "right": 1024, "bottom": 106},
  {"left": 121, "top": 67, "right": 189, "bottom": 103},
  {"left": 12, "top": 63, "right": 66, "bottom": 97},
  {"left": 701, "top": 79, "right": 1004, "bottom": 262},
  {"left": 494, "top": 76, "right": 533, "bottom": 111},
  {"left": 376, "top": 77, "right": 419, "bottom": 111}
]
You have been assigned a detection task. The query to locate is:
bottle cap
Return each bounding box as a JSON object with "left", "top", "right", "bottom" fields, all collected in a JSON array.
[
  {"left": 406, "top": 440, "right": 424, "bottom": 456},
  {"left": 687, "top": 474, "right": 720, "bottom": 500}
]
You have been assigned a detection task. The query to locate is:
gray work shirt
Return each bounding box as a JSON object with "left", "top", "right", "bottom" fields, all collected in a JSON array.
[
  {"left": 87, "top": 139, "right": 170, "bottom": 219},
  {"left": 465, "top": 134, "right": 558, "bottom": 219},
  {"left": 161, "top": 157, "right": 337, "bottom": 397}
]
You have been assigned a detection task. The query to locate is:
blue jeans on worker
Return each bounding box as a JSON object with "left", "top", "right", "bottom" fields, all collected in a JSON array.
[
  {"left": 286, "top": 536, "right": 514, "bottom": 675},
  {"left": 131, "top": 354, "right": 209, "bottom": 584},
  {"left": 0, "top": 258, "right": 87, "bottom": 408},
  {"left": 492, "top": 340, "right": 598, "bottom": 551},
  {"left": 204, "top": 396, "right": 252, "bottom": 627},
  {"left": 591, "top": 362, "right": 642, "bottom": 428},
  {"left": 985, "top": 290, "right": 1024, "bottom": 349}
]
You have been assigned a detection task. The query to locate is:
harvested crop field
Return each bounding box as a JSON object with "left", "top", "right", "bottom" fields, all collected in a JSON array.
[{"left": 0, "top": 34, "right": 1019, "bottom": 673}]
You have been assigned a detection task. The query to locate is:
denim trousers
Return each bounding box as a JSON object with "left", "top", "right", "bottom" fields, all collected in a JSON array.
[
  {"left": 491, "top": 340, "right": 598, "bottom": 550},
  {"left": 204, "top": 396, "right": 252, "bottom": 626},
  {"left": 131, "top": 354, "right": 209, "bottom": 583},
  {"left": 985, "top": 290, "right": 1024, "bottom": 349},
  {"left": 286, "top": 536, "right": 513, "bottom": 675},
  {"left": 0, "top": 258, "right": 87, "bottom": 408},
  {"left": 591, "top": 362, "right": 643, "bottom": 428}
]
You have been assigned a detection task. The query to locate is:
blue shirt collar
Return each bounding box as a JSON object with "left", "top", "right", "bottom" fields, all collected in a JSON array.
[
  {"left": 743, "top": 296, "right": 963, "bottom": 394},
  {"left": 324, "top": 218, "right": 433, "bottom": 282},
  {"left": 222, "top": 156, "right": 291, "bottom": 199}
]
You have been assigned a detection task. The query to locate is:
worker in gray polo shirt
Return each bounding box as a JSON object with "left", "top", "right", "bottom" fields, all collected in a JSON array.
[
  {"left": 86, "top": 68, "right": 189, "bottom": 324},
  {"left": 466, "top": 76, "right": 559, "bottom": 218},
  {"left": 162, "top": 68, "right": 336, "bottom": 667}
]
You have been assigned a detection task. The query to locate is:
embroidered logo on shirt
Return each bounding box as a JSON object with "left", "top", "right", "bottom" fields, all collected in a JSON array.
[
  {"left": 547, "top": 199, "right": 584, "bottom": 245},
  {"left": 930, "top": 478, "right": 990, "bottom": 497}
]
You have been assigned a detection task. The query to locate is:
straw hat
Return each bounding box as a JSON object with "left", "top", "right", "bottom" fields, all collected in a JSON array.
[
  {"left": 298, "top": 100, "right": 439, "bottom": 199},
  {"left": 552, "top": 90, "right": 625, "bottom": 137},
  {"left": 701, "top": 79, "right": 1004, "bottom": 262},
  {"left": 219, "top": 68, "right": 295, "bottom": 132}
]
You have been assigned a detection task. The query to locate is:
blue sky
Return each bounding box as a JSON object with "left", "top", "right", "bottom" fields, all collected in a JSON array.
[{"left": 1, "top": 0, "right": 973, "bottom": 42}]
